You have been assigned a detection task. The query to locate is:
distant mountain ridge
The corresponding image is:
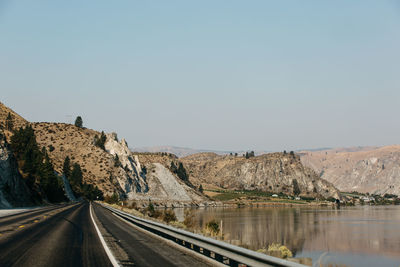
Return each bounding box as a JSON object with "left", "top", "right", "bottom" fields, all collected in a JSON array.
[
  {"left": 133, "top": 145, "right": 375, "bottom": 158},
  {"left": 300, "top": 146, "right": 400, "bottom": 195},
  {"left": 132, "top": 146, "right": 270, "bottom": 158}
]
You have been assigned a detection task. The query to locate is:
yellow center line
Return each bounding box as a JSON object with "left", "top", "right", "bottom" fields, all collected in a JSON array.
[
  {"left": 34, "top": 220, "right": 39, "bottom": 223},
  {"left": 18, "top": 225, "right": 25, "bottom": 228}
]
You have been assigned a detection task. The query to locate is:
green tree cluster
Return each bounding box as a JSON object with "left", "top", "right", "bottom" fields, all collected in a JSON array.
[
  {"left": 170, "top": 161, "right": 188, "bottom": 182},
  {"left": 104, "top": 192, "right": 119, "bottom": 204},
  {"left": 244, "top": 151, "right": 255, "bottom": 159},
  {"left": 62, "top": 158, "right": 103, "bottom": 201},
  {"left": 74, "top": 116, "right": 83, "bottom": 128},
  {"left": 94, "top": 131, "right": 107, "bottom": 150},
  {"left": 10, "top": 126, "right": 65, "bottom": 203}
]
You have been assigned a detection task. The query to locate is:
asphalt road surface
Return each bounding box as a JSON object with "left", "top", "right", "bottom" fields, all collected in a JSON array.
[
  {"left": 92, "top": 203, "right": 210, "bottom": 267},
  {"left": 0, "top": 202, "right": 211, "bottom": 267},
  {"left": 0, "top": 202, "right": 111, "bottom": 267}
]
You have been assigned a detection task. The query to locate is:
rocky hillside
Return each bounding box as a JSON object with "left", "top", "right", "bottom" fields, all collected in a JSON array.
[
  {"left": 133, "top": 152, "right": 207, "bottom": 206},
  {"left": 0, "top": 102, "right": 208, "bottom": 205},
  {"left": 0, "top": 102, "right": 29, "bottom": 130},
  {"left": 180, "top": 152, "right": 340, "bottom": 199},
  {"left": 300, "top": 146, "right": 400, "bottom": 195},
  {"left": 0, "top": 135, "right": 35, "bottom": 208},
  {"left": 31, "top": 122, "right": 148, "bottom": 198}
]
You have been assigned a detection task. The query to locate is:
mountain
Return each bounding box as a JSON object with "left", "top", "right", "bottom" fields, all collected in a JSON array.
[
  {"left": 180, "top": 152, "right": 340, "bottom": 199},
  {"left": 0, "top": 101, "right": 343, "bottom": 206},
  {"left": 300, "top": 146, "right": 400, "bottom": 195},
  {"left": 132, "top": 146, "right": 270, "bottom": 158},
  {"left": 0, "top": 102, "right": 206, "bottom": 206}
]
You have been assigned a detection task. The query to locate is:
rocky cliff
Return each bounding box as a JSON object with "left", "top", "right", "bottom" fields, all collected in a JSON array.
[
  {"left": 180, "top": 152, "right": 340, "bottom": 199},
  {"left": 0, "top": 135, "right": 34, "bottom": 208},
  {"left": 300, "top": 146, "right": 400, "bottom": 195},
  {"left": 31, "top": 122, "right": 149, "bottom": 199},
  {"left": 0, "top": 102, "right": 208, "bottom": 204},
  {"left": 133, "top": 153, "right": 207, "bottom": 205}
]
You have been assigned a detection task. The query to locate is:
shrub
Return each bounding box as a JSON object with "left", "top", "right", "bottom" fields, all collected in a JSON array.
[
  {"left": 265, "top": 243, "right": 293, "bottom": 259},
  {"left": 162, "top": 209, "right": 177, "bottom": 223},
  {"left": 146, "top": 202, "right": 161, "bottom": 218},
  {"left": 205, "top": 219, "right": 220, "bottom": 236},
  {"left": 105, "top": 193, "right": 119, "bottom": 204},
  {"left": 127, "top": 201, "right": 137, "bottom": 210},
  {"left": 183, "top": 209, "right": 196, "bottom": 228}
]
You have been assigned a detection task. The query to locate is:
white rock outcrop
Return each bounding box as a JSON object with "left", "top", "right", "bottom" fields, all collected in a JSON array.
[{"left": 105, "top": 133, "right": 148, "bottom": 198}]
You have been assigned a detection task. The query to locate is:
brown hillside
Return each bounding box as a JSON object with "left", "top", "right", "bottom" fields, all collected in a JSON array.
[
  {"left": 181, "top": 152, "right": 340, "bottom": 199},
  {"left": 32, "top": 122, "right": 126, "bottom": 196},
  {"left": 300, "top": 146, "right": 400, "bottom": 195},
  {"left": 0, "top": 102, "right": 29, "bottom": 130}
]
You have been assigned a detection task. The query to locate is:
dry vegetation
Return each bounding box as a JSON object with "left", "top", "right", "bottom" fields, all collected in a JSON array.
[{"left": 31, "top": 122, "right": 125, "bottom": 196}]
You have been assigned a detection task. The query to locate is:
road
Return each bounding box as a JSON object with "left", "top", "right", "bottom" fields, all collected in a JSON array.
[
  {"left": 92, "top": 203, "right": 210, "bottom": 267},
  {"left": 0, "top": 202, "right": 111, "bottom": 267},
  {"left": 0, "top": 202, "right": 211, "bottom": 267}
]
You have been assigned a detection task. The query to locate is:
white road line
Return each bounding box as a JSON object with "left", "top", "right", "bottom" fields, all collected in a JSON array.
[{"left": 89, "top": 202, "right": 120, "bottom": 267}]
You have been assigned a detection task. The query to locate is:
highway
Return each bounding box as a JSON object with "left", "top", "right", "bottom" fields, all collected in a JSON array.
[
  {"left": 92, "top": 202, "right": 210, "bottom": 267},
  {"left": 0, "top": 202, "right": 211, "bottom": 267},
  {"left": 0, "top": 202, "right": 111, "bottom": 267}
]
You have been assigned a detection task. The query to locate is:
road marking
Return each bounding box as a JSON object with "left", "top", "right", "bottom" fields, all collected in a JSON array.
[
  {"left": 34, "top": 220, "right": 38, "bottom": 223},
  {"left": 18, "top": 225, "right": 24, "bottom": 228},
  {"left": 90, "top": 202, "right": 120, "bottom": 267}
]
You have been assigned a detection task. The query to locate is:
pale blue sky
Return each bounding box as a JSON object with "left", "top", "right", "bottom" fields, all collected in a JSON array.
[{"left": 1, "top": 1, "right": 399, "bottom": 151}]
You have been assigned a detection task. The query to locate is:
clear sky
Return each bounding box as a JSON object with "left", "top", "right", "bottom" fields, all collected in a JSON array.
[{"left": 1, "top": 1, "right": 399, "bottom": 151}]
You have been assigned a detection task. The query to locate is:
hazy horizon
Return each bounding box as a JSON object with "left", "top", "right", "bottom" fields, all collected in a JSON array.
[{"left": 2, "top": 1, "right": 399, "bottom": 151}]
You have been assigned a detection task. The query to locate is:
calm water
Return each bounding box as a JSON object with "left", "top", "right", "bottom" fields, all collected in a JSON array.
[{"left": 175, "top": 205, "right": 400, "bottom": 267}]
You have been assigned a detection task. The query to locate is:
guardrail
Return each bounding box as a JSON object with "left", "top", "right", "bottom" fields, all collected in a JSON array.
[{"left": 99, "top": 203, "right": 306, "bottom": 267}]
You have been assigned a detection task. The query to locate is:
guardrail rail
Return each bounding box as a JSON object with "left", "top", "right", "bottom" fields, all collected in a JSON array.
[{"left": 99, "top": 203, "right": 306, "bottom": 267}]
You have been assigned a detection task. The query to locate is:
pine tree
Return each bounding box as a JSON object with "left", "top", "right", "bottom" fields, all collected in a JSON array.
[
  {"left": 170, "top": 161, "right": 177, "bottom": 173},
  {"left": 5, "top": 112, "right": 13, "bottom": 131},
  {"left": 74, "top": 116, "right": 83, "bottom": 128},
  {"left": 63, "top": 156, "right": 71, "bottom": 178},
  {"left": 177, "top": 162, "right": 188, "bottom": 181},
  {"left": 70, "top": 163, "right": 83, "bottom": 187},
  {"left": 114, "top": 154, "right": 120, "bottom": 167},
  {"left": 94, "top": 131, "right": 107, "bottom": 150}
]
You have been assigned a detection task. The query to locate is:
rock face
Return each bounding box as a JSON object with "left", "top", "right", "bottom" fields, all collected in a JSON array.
[
  {"left": 300, "top": 146, "right": 400, "bottom": 195},
  {"left": 0, "top": 138, "right": 33, "bottom": 208},
  {"left": 105, "top": 133, "right": 148, "bottom": 198},
  {"left": 0, "top": 102, "right": 207, "bottom": 204},
  {"left": 133, "top": 153, "right": 207, "bottom": 205},
  {"left": 181, "top": 152, "right": 340, "bottom": 199}
]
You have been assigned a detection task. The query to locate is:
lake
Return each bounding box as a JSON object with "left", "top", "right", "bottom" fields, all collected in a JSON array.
[{"left": 176, "top": 205, "right": 400, "bottom": 267}]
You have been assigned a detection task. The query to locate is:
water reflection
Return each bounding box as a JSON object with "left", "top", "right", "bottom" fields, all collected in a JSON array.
[{"left": 185, "top": 205, "right": 400, "bottom": 266}]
